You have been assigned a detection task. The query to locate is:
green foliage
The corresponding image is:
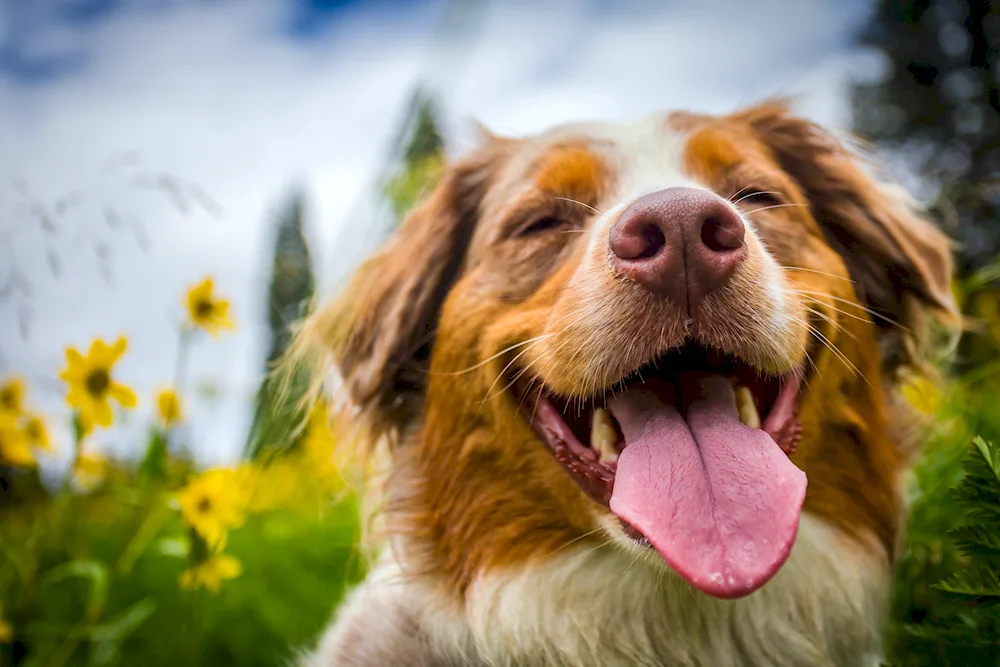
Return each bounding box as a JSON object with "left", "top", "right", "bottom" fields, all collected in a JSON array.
[
  {"left": 1, "top": 446, "right": 363, "bottom": 667},
  {"left": 383, "top": 93, "right": 446, "bottom": 223},
  {"left": 246, "top": 191, "right": 316, "bottom": 460},
  {"left": 853, "top": 0, "right": 1000, "bottom": 271},
  {"left": 858, "top": 5, "right": 1000, "bottom": 650},
  {"left": 383, "top": 153, "right": 445, "bottom": 222},
  {"left": 402, "top": 98, "right": 444, "bottom": 167},
  {"left": 933, "top": 438, "right": 1000, "bottom": 607},
  {"left": 886, "top": 381, "right": 1000, "bottom": 664}
]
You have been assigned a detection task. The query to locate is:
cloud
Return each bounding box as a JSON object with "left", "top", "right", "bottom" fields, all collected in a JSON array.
[
  {"left": 0, "top": 0, "right": 872, "bottom": 466},
  {"left": 0, "top": 0, "right": 440, "bottom": 465}
]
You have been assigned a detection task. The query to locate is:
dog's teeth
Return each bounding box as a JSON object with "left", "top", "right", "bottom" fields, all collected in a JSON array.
[
  {"left": 591, "top": 408, "right": 619, "bottom": 462},
  {"left": 735, "top": 385, "right": 761, "bottom": 429}
]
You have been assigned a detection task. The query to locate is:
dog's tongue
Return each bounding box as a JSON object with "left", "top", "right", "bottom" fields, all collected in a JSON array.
[{"left": 608, "top": 373, "right": 806, "bottom": 598}]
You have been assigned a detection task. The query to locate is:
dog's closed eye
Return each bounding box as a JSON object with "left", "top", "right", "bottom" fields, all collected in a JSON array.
[
  {"left": 518, "top": 216, "right": 568, "bottom": 237},
  {"left": 735, "top": 190, "right": 784, "bottom": 207}
]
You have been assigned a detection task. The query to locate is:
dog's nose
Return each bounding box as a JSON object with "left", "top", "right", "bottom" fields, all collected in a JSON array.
[{"left": 608, "top": 187, "right": 746, "bottom": 310}]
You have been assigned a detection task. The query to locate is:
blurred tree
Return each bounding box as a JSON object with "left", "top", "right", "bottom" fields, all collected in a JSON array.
[
  {"left": 383, "top": 91, "right": 446, "bottom": 223},
  {"left": 243, "top": 94, "right": 445, "bottom": 461},
  {"left": 245, "top": 191, "right": 315, "bottom": 459},
  {"left": 853, "top": 0, "right": 999, "bottom": 272}
]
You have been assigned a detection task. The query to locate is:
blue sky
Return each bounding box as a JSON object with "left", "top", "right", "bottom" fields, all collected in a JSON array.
[
  {"left": 0, "top": 0, "right": 879, "bottom": 468},
  {"left": 0, "top": 0, "right": 441, "bottom": 82}
]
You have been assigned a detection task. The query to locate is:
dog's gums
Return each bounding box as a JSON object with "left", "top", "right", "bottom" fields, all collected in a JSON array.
[{"left": 514, "top": 343, "right": 807, "bottom": 598}]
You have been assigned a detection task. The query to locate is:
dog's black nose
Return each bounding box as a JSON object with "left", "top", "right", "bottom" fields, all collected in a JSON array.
[{"left": 608, "top": 187, "right": 746, "bottom": 311}]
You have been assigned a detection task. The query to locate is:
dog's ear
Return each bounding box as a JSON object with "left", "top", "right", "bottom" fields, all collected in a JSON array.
[
  {"left": 297, "top": 144, "right": 505, "bottom": 440},
  {"left": 741, "top": 101, "right": 960, "bottom": 374}
]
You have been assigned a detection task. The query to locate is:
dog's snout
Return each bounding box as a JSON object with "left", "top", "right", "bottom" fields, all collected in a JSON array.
[{"left": 608, "top": 187, "right": 747, "bottom": 310}]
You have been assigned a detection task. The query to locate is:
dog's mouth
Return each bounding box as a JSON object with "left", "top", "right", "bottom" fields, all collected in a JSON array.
[{"left": 512, "top": 343, "right": 808, "bottom": 599}]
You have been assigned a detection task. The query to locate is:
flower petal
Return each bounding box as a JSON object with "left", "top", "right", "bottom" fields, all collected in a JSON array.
[
  {"left": 216, "top": 554, "right": 242, "bottom": 579},
  {"left": 65, "top": 387, "right": 85, "bottom": 409},
  {"left": 89, "top": 400, "right": 114, "bottom": 428},
  {"left": 110, "top": 383, "right": 138, "bottom": 409},
  {"left": 61, "top": 348, "right": 86, "bottom": 381},
  {"left": 108, "top": 336, "right": 128, "bottom": 364},
  {"left": 89, "top": 339, "right": 110, "bottom": 365},
  {"left": 187, "top": 278, "right": 213, "bottom": 306},
  {"left": 2, "top": 439, "right": 36, "bottom": 467}
]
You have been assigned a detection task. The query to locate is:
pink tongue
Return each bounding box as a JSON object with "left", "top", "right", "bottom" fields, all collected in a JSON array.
[{"left": 608, "top": 373, "right": 807, "bottom": 598}]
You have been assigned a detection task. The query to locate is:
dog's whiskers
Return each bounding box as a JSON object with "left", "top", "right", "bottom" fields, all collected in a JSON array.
[
  {"left": 795, "top": 290, "right": 911, "bottom": 332},
  {"left": 732, "top": 190, "right": 783, "bottom": 205},
  {"left": 743, "top": 203, "right": 808, "bottom": 215},
  {"left": 546, "top": 527, "right": 606, "bottom": 557},
  {"left": 726, "top": 184, "right": 753, "bottom": 202},
  {"left": 442, "top": 334, "right": 554, "bottom": 376},
  {"left": 482, "top": 310, "right": 585, "bottom": 406},
  {"left": 787, "top": 312, "right": 869, "bottom": 386},
  {"left": 555, "top": 196, "right": 603, "bottom": 215},
  {"left": 481, "top": 338, "right": 551, "bottom": 405},
  {"left": 803, "top": 304, "right": 858, "bottom": 342},
  {"left": 784, "top": 266, "right": 856, "bottom": 283}
]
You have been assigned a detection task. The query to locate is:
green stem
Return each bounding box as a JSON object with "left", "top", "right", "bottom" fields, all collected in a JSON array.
[
  {"left": 61, "top": 413, "right": 85, "bottom": 493},
  {"left": 173, "top": 326, "right": 193, "bottom": 399}
]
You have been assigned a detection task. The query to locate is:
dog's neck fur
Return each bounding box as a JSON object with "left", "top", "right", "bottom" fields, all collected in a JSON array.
[{"left": 304, "top": 512, "right": 889, "bottom": 667}]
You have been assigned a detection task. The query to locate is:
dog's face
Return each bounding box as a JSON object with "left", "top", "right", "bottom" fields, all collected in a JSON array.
[{"left": 305, "top": 103, "right": 956, "bottom": 601}]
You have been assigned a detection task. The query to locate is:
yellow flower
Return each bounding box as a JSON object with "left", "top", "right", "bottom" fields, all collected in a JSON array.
[
  {"left": 21, "top": 413, "right": 52, "bottom": 451},
  {"left": 60, "top": 337, "right": 137, "bottom": 431},
  {"left": 901, "top": 375, "right": 943, "bottom": 416},
  {"left": 156, "top": 388, "right": 183, "bottom": 427},
  {"left": 176, "top": 467, "right": 250, "bottom": 549},
  {"left": 0, "top": 616, "right": 12, "bottom": 643},
  {"left": 246, "top": 458, "right": 300, "bottom": 511},
  {"left": 0, "top": 414, "right": 35, "bottom": 468},
  {"left": 301, "top": 404, "right": 343, "bottom": 482},
  {"left": 185, "top": 277, "right": 235, "bottom": 336},
  {"left": 179, "top": 554, "right": 242, "bottom": 593},
  {"left": 0, "top": 377, "right": 25, "bottom": 415},
  {"left": 74, "top": 450, "right": 108, "bottom": 491}
]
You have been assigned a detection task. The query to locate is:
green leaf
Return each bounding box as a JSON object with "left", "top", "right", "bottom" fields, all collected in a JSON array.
[
  {"left": 41, "top": 560, "right": 109, "bottom": 621},
  {"left": 90, "top": 597, "right": 157, "bottom": 643},
  {"left": 931, "top": 437, "right": 1000, "bottom": 606},
  {"left": 138, "top": 429, "right": 169, "bottom": 483},
  {"left": 972, "top": 436, "right": 1000, "bottom": 485},
  {"left": 90, "top": 598, "right": 157, "bottom": 666},
  {"left": 951, "top": 525, "right": 1000, "bottom": 559},
  {"left": 935, "top": 562, "right": 1000, "bottom": 599}
]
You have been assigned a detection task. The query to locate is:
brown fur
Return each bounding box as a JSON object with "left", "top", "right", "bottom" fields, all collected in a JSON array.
[
  {"left": 296, "top": 101, "right": 957, "bottom": 628},
  {"left": 677, "top": 104, "right": 958, "bottom": 558}
]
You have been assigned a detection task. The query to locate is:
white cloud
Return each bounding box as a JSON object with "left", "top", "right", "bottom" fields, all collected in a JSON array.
[{"left": 0, "top": 0, "right": 873, "bottom": 466}]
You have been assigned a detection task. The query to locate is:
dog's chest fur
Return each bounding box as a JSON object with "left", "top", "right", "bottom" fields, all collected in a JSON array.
[{"left": 303, "top": 514, "right": 888, "bottom": 667}]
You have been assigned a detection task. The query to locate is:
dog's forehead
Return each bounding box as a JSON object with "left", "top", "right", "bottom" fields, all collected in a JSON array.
[
  {"left": 494, "top": 111, "right": 705, "bottom": 203},
  {"left": 467, "top": 112, "right": 721, "bottom": 266}
]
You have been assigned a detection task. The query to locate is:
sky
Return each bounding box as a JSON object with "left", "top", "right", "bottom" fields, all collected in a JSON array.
[{"left": 0, "top": 0, "right": 881, "bottom": 468}]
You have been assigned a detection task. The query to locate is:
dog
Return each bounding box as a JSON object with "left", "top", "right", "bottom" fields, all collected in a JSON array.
[{"left": 297, "top": 101, "right": 957, "bottom": 667}]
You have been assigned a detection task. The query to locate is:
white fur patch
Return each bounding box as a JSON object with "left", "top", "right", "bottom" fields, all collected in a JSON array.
[
  {"left": 304, "top": 515, "right": 888, "bottom": 667},
  {"left": 465, "top": 514, "right": 888, "bottom": 667}
]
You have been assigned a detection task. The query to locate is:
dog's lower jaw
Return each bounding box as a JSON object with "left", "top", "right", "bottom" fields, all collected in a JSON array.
[{"left": 300, "top": 514, "right": 890, "bottom": 667}]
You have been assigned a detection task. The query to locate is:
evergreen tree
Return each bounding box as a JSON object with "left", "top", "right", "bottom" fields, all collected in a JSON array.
[
  {"left": 852, "top": 0, "right": 999, "bottom": 272},
  {"left": 383, "top": 91, "right": 446, "bottom": 223},
  {"left": 245, "top": 190, "right": 315, "bottom": 459}
]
